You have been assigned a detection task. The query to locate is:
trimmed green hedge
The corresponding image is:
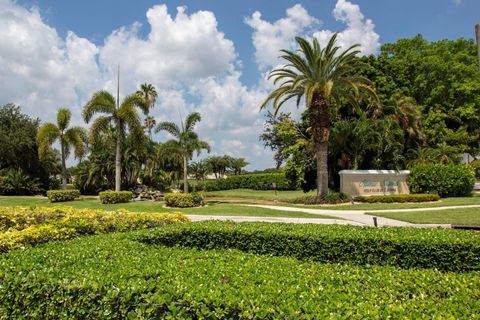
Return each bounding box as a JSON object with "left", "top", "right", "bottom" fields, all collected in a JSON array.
[
  {"left": 164, "top": 192, "right": 204, "bottom": 208},
  {"left": 0, "top": 206, "right": 188, "bottom": 253},
  {"left": 200, "top": 173, "right": 295, "bottom": 191},
  {"left": 288, "top": 192, "right": 350, "bottom": 205},
  {"left": 46, "top": 189, "right": 80, "bottom": 202},
  {"left": 408, "top": 164, "right": 475, "bottom": 197},
  {"left": 138, "top": 221, "right": 480, "bottom": 272},
  {"left": 99, "top": 190, "right": 133, "bottom": 204},
  {"left": 468, "top": 159, "right": 480, "bottom": 179},
  {"left": 0, "top": 232, "right": 479, "bottom": 318},
  {"left": 354, "top": 194, "right": 440, "bottom": 203}
]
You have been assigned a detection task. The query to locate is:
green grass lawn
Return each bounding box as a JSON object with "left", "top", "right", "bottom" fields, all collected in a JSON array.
[
  {"left": 205, "top": 189, "right": 480, "bottom": 210},
  {"left": 369, "top": 207, "right": 480, "bottom": 225},
  {"left": 0, "top": 196, "right": 326, "bottom": 219},
  {"left": 204, "top": 188, "right": 316, "bottom": 200}
]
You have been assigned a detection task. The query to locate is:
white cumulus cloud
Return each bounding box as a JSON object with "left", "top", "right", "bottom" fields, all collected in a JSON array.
[
  {"left": 245, "top": 4, "right": 319, "bottom": 70},
  {"left": 314, "top": 0, "right": 380, "bottom": 55},
  {"left": 246, "top": 0, "right": 380, "bottom": 71}
]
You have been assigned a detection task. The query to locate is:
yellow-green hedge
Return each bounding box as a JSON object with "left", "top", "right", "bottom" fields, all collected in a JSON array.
[{"left": 0, "top": 206, "right": 188, "bottom": 253}]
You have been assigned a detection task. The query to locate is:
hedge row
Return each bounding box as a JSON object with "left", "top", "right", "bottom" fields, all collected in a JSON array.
[
  {"left": 46, "top": 189, "right": 80, "bottom": 202},
  {"left": 288, "top": 192, "right": 350, "bottom": 205},
  {"left": 196, "top": 173, "right": 295, "bottom": 191},
  {"left": 354, "top": 194, "right": 440, "bottom": 203},
  {"left": 138, "top": 221, "right": 480, "bottom": 272},
  {"left": 408, "top": 164, "right": 475, "bottom": 197},
  {"left": 164, "top": 192, "right": 204, "bottom": 208},
  {"left": 0, "top": 232, "right": 479, "bottom": 319},
  {"left": 99, "top": 190, "right": 133, "bottom": 204},
  {"left": 0, "top": 206, "right": 188, "bottom": 253}
]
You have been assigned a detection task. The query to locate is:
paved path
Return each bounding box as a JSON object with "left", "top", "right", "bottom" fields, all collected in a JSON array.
[
  {"left": 244, "top": 204, "right": 480, "bottom": 227},
  {"left": 188, "top": 215, "right": 364, "bottom": 225},
  {"left": 187, "top": 204, "right": 480, "bottom": 228}
]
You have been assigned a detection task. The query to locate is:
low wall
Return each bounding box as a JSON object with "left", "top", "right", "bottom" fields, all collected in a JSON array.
[{"left": 339, "top": 170, "right": 410, "bottom": 197}]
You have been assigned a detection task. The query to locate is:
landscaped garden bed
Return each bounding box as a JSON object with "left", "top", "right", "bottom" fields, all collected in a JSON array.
[
  {"left": 138, "top": 221, "right": 480, "bottom": 271},
  {"left": 354, "top": 194, "right": 440, "bottom": 203},
  {"left": 0, "top": 206, "right": 188, "bottom": 253},
  {"left": 0, "top": 227, "right": 479, "bottom": 318}
]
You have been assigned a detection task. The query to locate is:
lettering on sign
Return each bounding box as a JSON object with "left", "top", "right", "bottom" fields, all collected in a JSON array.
[{"left": 358, "top": 180, "right": 400, "bottom": 193}]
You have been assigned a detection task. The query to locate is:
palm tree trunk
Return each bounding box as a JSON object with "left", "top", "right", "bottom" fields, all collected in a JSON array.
[
  {"left": 183, "top": 156, "right": 188, "bottom": 193},
  {"left": 60, "top": 139, "right": 67, "bottom": 190},
  {"left": 311, "top": 93, "right": 330, "bottom": 196},
  {"left": 115, "top": 127, "right": 122, "bottom": 191}
]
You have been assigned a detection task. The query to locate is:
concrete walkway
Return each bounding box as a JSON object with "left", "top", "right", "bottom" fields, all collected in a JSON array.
[
  {"left": 187, "top": 215, "right": 364, "bottom": 225},
  {"left": 243, "top": 204, "right": 480, "bottom": 227},
  {"left": 187, "top": 204, "right": 480, "bottom": 228}
]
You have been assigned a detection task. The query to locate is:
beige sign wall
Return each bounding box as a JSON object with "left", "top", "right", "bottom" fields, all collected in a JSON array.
[{"left": 339, "top": 170, "right": 410, "bottom": 197}]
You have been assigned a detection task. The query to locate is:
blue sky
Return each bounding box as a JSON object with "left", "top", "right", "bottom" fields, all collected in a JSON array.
[{"left": 1, "top": 0, "right": 479, "bottom": 169}]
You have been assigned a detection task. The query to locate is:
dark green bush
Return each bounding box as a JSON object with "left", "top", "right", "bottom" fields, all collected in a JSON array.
[
  {"left": 46, "top": 189, "right": 80, "bottom": 202},
  {"left": 164, "top": 192, "right": 204, "bottom": 208},
  {"left": 354, "top": 194, "right": 440, "bottom": 203},
  {"left": 0, "top": 232, "right": 479, "bottom": 319},
  {"left": 138, "top": 221, "right": 480, "bottom": 272},
  {"left": 201, "top": 173, "right": 295, "bottom": 191},
  {"left": 0, "top": 169, "right": 43, "bottom": 196},
  {"left": 288, "top": 192, "right": 350, "bottom": 205},
  {"left": 468, "top": 159, "right": 480, "bottom": 179},
  {"left": 99, "top": 190, "right": 133, "bottom": 204},
  {"left": 408, "top": 164, "right": 475, "bottom": 197}
]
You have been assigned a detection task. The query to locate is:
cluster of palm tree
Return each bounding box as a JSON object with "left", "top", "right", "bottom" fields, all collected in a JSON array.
[
  {"left": 38, "top": 83, "right": 210, "bottom": 193},
  {"left": 189, "top": 156, "right": 250, "bottom": 181}
]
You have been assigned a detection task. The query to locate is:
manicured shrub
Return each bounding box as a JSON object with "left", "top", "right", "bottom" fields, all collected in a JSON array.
[
  {"left": 139, "top": 221, "right": 480, "bottom": 272},
  {"left": 164, "top": 192, "right": 204, "bottom": 208},
  {"left": 201, "top": 173, "right": 295, "bottom": 191},
  {"left": 46, "top": 189, "right": 80, "bottom": 202},
  {"left": 288, "top": 192, "right": 350, "bottom": 205},
  {"left": 0, "top": 206, "right": 188, "bottom": 253},
  {"left": 0, "top": 169, "right": 43, "bottom": 196},
  {"left": 468, "top": 159, "right": 480, "bottom": 179},
  {"left": 408, "top": 164, "right": 475, "bottom": 197},
  {"left": 0, "top": 232, "right": 478, "bottom": 319},
  {"left": 99, "top": 190, "right": 133, "bottom": 204},
  {"left": 354, "top": 194, "right": 440, "bottom": 203}
]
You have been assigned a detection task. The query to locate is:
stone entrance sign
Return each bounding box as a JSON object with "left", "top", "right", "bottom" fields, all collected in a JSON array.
[{"left": 339, "top": 170, "right": 410, "bottom": 197}]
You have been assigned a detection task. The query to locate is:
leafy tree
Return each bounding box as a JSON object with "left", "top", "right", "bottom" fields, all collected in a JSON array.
[
  {"left": 207, "top": 155, "right": 233, "bottom": 179},
  {"left": 83, "top": 90, "right": 147, "bottom": 191},
  {"left": 260, "top": 112, "right": 302, "bottom": 168},
  {"left": 368, "top": 35, "right": 480, "bottom": 155},
  {"left": 230, "top": 158, "right": 249, "bottom": 175},
  {"left": 260, "top": 35, "right": 378, "bottom": 195},
  {"left": 0, "top": 104, "right": 50, "bottom": 189},
  {"left": 189, "top": 160, "right": 211, "bottom": 181},
  {"left": 156, "top": 112, "right": 210, "bottom": 193},
  {"left": 37, "top": 108, "right": 86, "bottom": 189}
]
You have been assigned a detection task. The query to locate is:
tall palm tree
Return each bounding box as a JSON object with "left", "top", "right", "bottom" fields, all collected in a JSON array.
[
  {"left": 144, "top": 115, "right": 156, "bottom": 139},
  {"left": 260, "top": 34, "right": 378, "bottom": 195},
  {"left": 156, "top": 112, "right": 210, "bottom": 193},
  {"left": 37, "top": 108, "right": 86, "bottom": 189},
  {"left": 83, "top": 90, "right": 147, "bottom": 191},
  {"left": 137, "top": 83, "right": 158, "bottom": 139}
]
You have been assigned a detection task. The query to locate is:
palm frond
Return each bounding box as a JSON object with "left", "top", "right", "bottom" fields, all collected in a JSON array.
[
  {"left": 56, "top": 108, "right": 71, "bottom": 131},
  {"left": 83, "top": 90, "right": 116, "bottom": 123},
  {"left": 184, "top": 112, "right": 202, "bottom": 132},
  {"left": 156, "top": 121, "right": 181, "bottom": 137},
  {"left": 64, "top": 127, "right": 86, "bottom": 159},
  {"left": 36, "top": 123, "right": 60, "bottom": 159}
]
